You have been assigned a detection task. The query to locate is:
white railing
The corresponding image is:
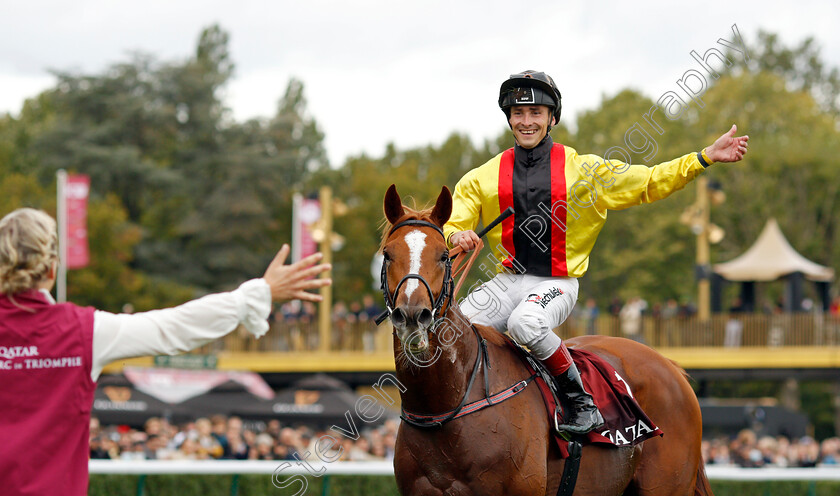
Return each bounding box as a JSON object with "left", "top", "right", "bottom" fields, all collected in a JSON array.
[
  {"left": 89, "top": 460, "right": 840, "bottom": 480},
  {"left": 89, "top": 459, "right": 393, "bottom": 475},
  {"left": 705, "top": 465, "right": 840, "bottom": 480}
]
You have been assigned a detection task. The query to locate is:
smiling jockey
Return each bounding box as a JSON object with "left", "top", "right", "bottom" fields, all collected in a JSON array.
[{"left": 444, "top": 70, "right": 749, "bottom": 435}]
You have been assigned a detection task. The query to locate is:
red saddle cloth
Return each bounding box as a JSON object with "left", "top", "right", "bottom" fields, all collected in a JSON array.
[{"left": 529, "top": 347, "right": 664, "bottom": 458}]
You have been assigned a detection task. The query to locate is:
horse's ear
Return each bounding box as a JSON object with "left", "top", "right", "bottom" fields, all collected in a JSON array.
[
  {"left": 430, "top": 186, "right": 452, "bottom": 227},
  {"left": 384, "top": 184, "right": 405, "bottom": 225}
]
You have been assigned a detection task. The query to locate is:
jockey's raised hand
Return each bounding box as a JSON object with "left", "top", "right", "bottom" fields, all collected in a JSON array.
[{"left": 704, "top": 124, "right": 749, "bottom": 163}]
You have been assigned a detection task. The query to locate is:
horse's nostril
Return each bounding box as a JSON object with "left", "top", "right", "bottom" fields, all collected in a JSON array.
[
  {"left": 392, "top": 306, "right": 434, "bottom": 329},
  {"left": 391, "top": 308, "right": 406, "bottom": 326},
  {"left": 417, "top": 308, "right": 434, "bottom": 328}
]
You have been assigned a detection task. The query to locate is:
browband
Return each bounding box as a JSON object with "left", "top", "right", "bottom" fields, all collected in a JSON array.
[{"left": 388, "top": 219, "right": 444, "bottom": 237}]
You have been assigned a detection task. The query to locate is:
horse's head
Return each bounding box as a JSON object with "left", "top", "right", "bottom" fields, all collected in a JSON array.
[{"left": 380, "top": 184, "right": 453, "bottom": 355}]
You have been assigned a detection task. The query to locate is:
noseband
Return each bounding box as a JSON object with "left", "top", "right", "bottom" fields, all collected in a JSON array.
[{"left": 376, "top": 219, "right": 454, "bottom": 328}]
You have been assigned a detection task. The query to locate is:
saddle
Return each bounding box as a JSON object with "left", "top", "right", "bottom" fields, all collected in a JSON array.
[{"left": 508, "top": 339, "right": 663, "bottom": 458}]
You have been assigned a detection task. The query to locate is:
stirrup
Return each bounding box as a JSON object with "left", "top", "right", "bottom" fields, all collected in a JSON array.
[
  {"left": 555, "top": 406, "right": 604, "bottom": 437},
  {"left": 553, "top": 406, "right": 573, "bottom": 441}
]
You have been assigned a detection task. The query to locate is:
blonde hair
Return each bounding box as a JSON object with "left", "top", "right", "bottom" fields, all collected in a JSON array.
[{"left": 0, "top": 208, "right": 58, "bottom": 295}]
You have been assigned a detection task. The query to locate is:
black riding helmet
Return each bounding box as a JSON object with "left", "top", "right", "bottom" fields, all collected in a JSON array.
[{"left": 498, "top": 70, "right": 562, "bottom": 126}]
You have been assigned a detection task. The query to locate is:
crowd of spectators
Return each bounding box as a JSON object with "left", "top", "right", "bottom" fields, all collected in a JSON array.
[
  {"left": 702, "top": 429, "right": 840, "bottom": 468},
  {"left": 89, "top": 415, "right": 399, "bottom": 462},
  {"left": 90, "top": 360, "right": 840, "bottom": 466},
  {"left": 264, "top": 295, "right": 385, "bottom": 351},
  {"left": 91, "top": 414, "right": 840, "bottom": 469}
]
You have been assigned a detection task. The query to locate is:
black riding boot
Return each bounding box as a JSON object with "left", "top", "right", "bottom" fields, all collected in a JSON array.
[{"left": 554, "top": 363, "right": 605, "bottom": 435}]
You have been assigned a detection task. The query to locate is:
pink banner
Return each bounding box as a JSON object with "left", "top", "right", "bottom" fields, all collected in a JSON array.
[
  {"left": 65, "top": 174, "right": 90, "bottom": 269},
  {"left": 293, "top": 195, "right": 320, "bottom": 262},
  {"left": 123, "top": 367, "right": 275, "bottom": 404}
]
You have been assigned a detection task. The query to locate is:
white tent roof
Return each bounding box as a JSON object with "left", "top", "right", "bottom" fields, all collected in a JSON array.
[{"left": 713, "top": 219, "right": 835, "bottom": 282}]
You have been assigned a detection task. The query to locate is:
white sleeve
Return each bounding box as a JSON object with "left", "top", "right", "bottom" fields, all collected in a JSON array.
[{"left": 90, "top": 279, "right": 271, "bottom": 381}]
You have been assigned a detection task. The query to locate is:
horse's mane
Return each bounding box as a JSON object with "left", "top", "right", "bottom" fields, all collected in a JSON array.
[{"left": 378, "top": 204, "right": 437, "bottom": 252}]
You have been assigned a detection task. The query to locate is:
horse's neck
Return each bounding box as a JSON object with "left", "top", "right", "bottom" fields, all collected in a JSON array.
[{"left": 395, "top": 309, "right": 480, "bottom": 413}]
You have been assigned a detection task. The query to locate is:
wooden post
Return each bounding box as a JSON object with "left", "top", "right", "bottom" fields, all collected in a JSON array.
[
  {"left": 318, "top": 186, "right": 333, "bottom": 352},
  {"left": 697, "top": 177, "right": 711, "bottom": 321},
  {"left": 56, "top": 170, "right": 67, "bottom": 303}
]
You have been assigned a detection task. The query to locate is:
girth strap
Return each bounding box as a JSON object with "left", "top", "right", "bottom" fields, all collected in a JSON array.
[{"left": 556, "top": 439, "right": 583, "bottom": 496}]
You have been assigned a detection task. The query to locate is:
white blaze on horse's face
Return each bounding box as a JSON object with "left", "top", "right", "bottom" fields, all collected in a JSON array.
[
  {"left": 389, "top": 228, "right": 437, "bottom": 356},
  {"left": 403, "top": 230, "right": 427, "bottom": 300}
]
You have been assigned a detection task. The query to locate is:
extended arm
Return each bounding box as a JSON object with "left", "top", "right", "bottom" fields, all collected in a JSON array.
[
  {"left": 592, "top": 125, "right": 749, "bottom": 210},
  {"left": 90, "top": 246, "right": 330, "bottom": 380}
]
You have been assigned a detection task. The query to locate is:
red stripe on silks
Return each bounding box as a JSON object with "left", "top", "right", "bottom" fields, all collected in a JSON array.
[
  {"left": 498, "top": 148, "right": 516, "bottom": 269},
  {"left": 550, "top": 144, "right": 568, "bottom": 277}
]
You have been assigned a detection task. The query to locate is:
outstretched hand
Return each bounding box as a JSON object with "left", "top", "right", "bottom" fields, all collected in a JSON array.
[
  {"left": 706, "top": 124, "right": 749, "bottom": 163},
  {"left": 263, "top": 244, "right": 331, "bottom": 303}
]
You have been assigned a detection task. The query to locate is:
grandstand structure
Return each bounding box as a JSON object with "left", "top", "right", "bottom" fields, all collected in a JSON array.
[{"left": 101, "top": 313, "right": 840, "bottom": 382}]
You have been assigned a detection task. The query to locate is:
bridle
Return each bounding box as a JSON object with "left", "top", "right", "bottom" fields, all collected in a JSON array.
[
  {"left": 375, "top": 219, "right": 453, "bottom": 328},
  {"left": 378, "top": 210, "right": 538, "bottom": 432}
]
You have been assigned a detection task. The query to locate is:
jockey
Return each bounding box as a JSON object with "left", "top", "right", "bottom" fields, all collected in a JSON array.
[{"left": 444, "top": 70, "right": 749, "bottom": 435}]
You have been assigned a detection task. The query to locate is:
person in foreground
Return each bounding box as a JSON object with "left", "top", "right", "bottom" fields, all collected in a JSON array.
[
  {"left": 0, "top": 208, "right": 331, "bottom": 496},
  {"left": 444, "top": 70, "right": 749, "bottom": 436}
]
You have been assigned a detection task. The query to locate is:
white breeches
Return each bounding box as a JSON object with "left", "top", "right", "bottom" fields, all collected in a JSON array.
[{"left": 459, "top": 273, "right": 579, "bottom": 360}]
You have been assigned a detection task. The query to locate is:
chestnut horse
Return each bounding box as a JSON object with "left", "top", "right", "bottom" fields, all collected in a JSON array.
[{"left": 380, "top": 184, "right": 713, "bottom": 496}]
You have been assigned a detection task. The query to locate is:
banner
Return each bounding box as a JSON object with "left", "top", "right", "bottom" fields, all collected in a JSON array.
[
  {"left": 292, "top": 193, "right": 321, "bottom": 262},
  {"left": 123, "top": 367, "right": 275, "bottom": 404},
  {"left": 64, "top": 174, "right": 90, "bottom": 269}
]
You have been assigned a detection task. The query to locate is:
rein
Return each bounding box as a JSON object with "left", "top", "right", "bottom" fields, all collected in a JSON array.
[{"left": 400, "top": 323, "right": 537, "bottom": 428}]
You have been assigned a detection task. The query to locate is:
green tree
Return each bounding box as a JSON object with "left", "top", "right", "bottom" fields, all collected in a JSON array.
[
  {"left": 5, "top": 24, "right": 330, "bottom": 294},
  {"left": 697, "top": 71, "right": 840, "bottom": 269},
  {"left": 708, "top": 31, "right": 840, "bottom": 280},
  {"left": 743, "top": 30, "right": 840, "bottom": 117},
  {"left": 0, "top": 25, "right": 256, "bottom": 303},
  {"left": 326, "top": 133, "right": 496, "bottom": 305},
  {"left": 0, "top": 174, "right": 52, "bottom": 216},
  {"left": 0, "top": 175, "right": 193, "bottom": 311},
  {"left": 171, "top": 77, "right": 329, "bottom": 291}
]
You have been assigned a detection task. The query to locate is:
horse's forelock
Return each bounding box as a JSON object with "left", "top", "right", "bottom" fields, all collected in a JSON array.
[{"left": 378, "top": 206, "right": 437, "bottom": 252}]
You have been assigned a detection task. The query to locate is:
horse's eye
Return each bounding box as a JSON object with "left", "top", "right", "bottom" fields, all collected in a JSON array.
[
  {"left": 382, "top": 252, "right": 391, "bottom": 263},
  {"left": 440, "top": 252, "right": 449, "bottom": 263}
]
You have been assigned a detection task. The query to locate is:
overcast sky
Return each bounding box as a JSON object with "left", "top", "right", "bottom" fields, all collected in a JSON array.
[{"left": 1, "top": 0, "right": 838, "bottom": 165}]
